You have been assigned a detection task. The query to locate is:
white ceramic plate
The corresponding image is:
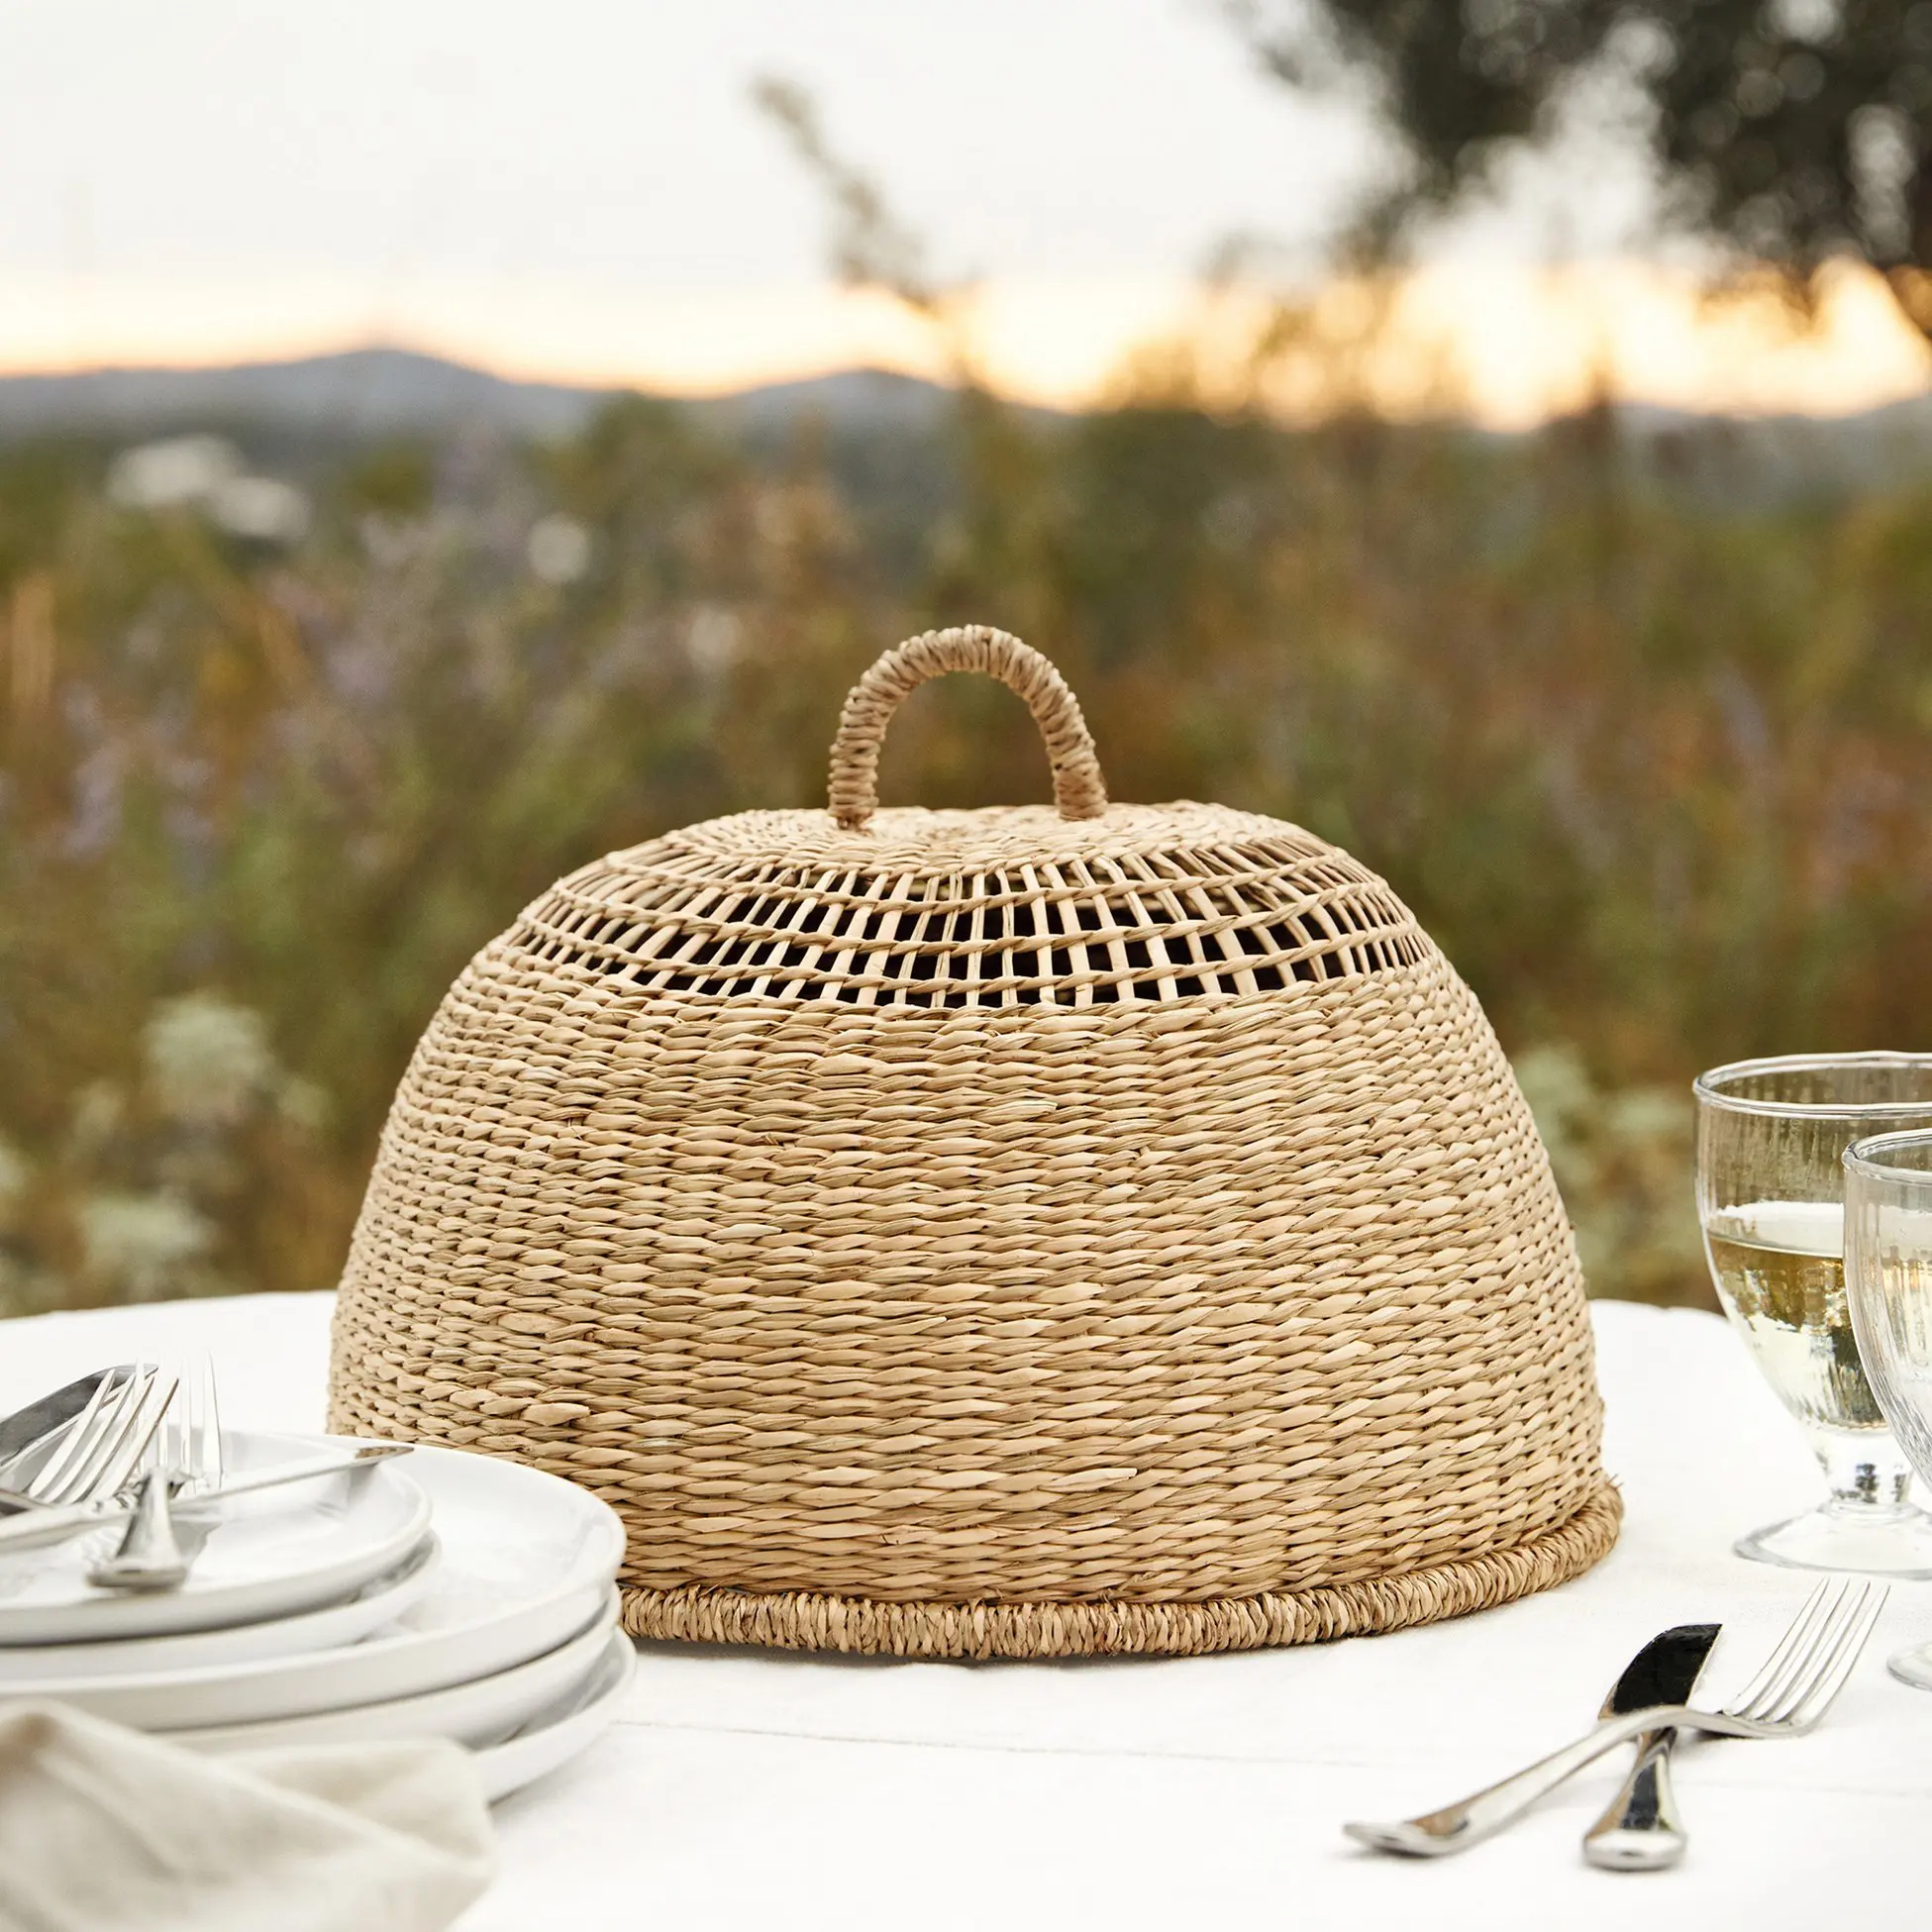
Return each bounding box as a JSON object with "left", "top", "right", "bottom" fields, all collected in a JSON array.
[
  {"left": 472, "top": 1628, "right": 637, "bottom": 1803},
  {"left": 0, "top": 1442, "right": 626, "bottom": 1728},
  {"left": 0, "top": 1434, "right": 432, "bottom": 1644},
  {"left": 0, "top": 1537, "right": 440, "bottom": 1682},
  {"left": 170, "top": 1590, "right": 618, "bottom": 1752}
]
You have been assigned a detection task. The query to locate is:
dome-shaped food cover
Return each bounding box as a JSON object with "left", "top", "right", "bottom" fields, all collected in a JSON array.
[{"left": 330, "top": 626, "right": 1616, "bottom": 1657}]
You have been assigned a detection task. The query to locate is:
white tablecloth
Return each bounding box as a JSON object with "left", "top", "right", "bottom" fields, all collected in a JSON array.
[{"left": 2, "top": 1292, "right": 1925, "bottom": 1928}]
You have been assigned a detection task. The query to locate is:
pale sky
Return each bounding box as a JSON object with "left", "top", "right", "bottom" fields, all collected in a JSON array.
[
  {"left": 3, "top": 3, "right": 1372, "bottom": 307},
  {"left": 2, "top": 0, "right": 1927, "bottom": 420}
]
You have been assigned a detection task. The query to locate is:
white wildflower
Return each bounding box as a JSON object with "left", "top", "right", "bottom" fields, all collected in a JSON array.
[
  {"left": 145, "top": 993, "right": 277, "bottom": 1129},
  {"left": 78, "top": 1191, "right": 214, "bottom": 1301},
  {"left": 528, "top": 515, "right": 591, "bottom": 585}
]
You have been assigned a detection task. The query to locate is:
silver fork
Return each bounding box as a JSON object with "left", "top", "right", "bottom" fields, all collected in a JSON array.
[
  {"left": 88, "top": 1358, "right": 222, "bottom": 1593},
  {"left": 3, "top": 1366, "right": 174, "bottom": 1510},
  {"left": 1346, "top": 1578, "right": 1887, "bottom": 1858},
  {"left": 188, "top": 1356, "right": 224, "bottom": 1495}
]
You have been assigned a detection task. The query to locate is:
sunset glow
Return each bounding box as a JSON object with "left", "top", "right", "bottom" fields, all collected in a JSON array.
[{"left": 2, "top": 261, "right": 1926, "bottom": 426}]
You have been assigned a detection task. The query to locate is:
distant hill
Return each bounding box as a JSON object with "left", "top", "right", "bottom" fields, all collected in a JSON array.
[
  {"left": 1614, "top": 392, "right": 1932, "bottom": 498},
  {"left": 0, "top": 348, "right": 962, "bottom": 444},
  {"left": 689, "top": 367, "right": 965, "bottom": 436},
  {"left": 0, "top": 349, "right": 603, "bottom": 442},
  {"left": 0, "top": 346, "right": 1927, "bottom": 504}
]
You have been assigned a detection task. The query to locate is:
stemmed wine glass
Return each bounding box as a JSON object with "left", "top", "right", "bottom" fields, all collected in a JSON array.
[
  {"left": 1694, "top": 1053, "right": 1932, "bottom": 1575},
  {"left": 1844, "top": 1127, "right": 1932, "bottom": 1684}
]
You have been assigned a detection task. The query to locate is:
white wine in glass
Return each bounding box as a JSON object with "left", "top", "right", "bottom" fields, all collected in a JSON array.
[
  {"left": 1703, "top": 1202, "right": 1884, "bottom": 1434},
  {"left": 1696, "top": 1054, "right": 1932, "bottom": 1576}
]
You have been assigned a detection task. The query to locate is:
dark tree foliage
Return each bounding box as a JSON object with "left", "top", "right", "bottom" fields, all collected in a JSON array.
[{"left": 1229, "top": 0, "right": 1932, "bottom": 337}]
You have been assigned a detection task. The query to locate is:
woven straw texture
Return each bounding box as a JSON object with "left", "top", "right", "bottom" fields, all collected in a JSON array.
[{"left": 329, "top": 625, "right": 1617, "bottom": 1658}]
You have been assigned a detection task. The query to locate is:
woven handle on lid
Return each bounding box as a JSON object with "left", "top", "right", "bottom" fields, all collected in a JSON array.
[{"left": 828, "top": 626, "right": 1109, "bottom": 830}]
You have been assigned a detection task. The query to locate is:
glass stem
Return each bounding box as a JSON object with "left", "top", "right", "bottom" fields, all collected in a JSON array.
[{"left": 1813, "top": 1434, "right": 1914, "bottom": 1513}]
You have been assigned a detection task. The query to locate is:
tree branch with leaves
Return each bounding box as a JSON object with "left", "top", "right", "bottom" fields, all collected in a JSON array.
[{"left": 1227, "top": 0, "right": 1932, "bottom": 340}]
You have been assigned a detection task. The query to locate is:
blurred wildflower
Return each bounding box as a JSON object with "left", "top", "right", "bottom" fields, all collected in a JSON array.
[
  {"left": 108, "top": 436, "right": 242, "bottom": 509},
  {"left": 145, "top": 994, "right": 278, "bottom": 1131},
  {"left": 684, "top": 605, "right": 741, "bottom": 677},
  {"left": 77, "top": 1191, "right": 217, "bottom": 1302},
  {"left": 1, "top": 993, "right": 328, "bottom": 1314},
  {"left": 527, "top": 513, "right": 591, "bottom": 584},
  {"left": 211, "top": 475, "right": 309, "bottom": 544},
  {"left": 276, "top": 1079, "right": 331, "bottom": 1134},
  {"left": 108, "top": 435, "right": 309, "bottom": 545}
]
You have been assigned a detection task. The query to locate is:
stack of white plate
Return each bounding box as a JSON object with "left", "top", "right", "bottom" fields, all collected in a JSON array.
[{"left": 0, "top": 1432, "right": 631, "bottom": 1801}]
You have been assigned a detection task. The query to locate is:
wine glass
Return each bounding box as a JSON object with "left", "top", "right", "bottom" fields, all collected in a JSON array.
[
  {"left": 1844, "top": 1127, "right": 1932, "bottom": 1684},
  {"left": 1694, "top": 1053, "right": 1932, "bottom": 1575}
]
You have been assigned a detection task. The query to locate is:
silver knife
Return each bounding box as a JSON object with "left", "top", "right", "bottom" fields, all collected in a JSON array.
[
  {"left": 1582, "top": 1621, "right": 1721, "bottom": 1871},
  {"left": 0, "top": 1442, "right": 413, "bottom": 1555}
]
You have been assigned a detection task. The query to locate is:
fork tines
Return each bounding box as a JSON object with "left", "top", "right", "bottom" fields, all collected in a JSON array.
[
  {"left": 26, "top": 1366, "right": 175, "bottom": 1507},
  {"left": 1724, "top": 1577, "right": 1887, "bottom": 1731}
]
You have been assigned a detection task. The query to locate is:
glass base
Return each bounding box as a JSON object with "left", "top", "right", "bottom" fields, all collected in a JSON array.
[
  {"left": 1736, "top": 1500, "right": 1932, "bottom": 1578},
  {"left": 1888, "top": 1644, "right": 1932, "bottom": 1690}
]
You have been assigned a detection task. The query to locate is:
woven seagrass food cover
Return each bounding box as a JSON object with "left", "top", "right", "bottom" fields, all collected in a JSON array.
[{"left": 330, "top": 625, "right": 1618, "bottom": 1658}]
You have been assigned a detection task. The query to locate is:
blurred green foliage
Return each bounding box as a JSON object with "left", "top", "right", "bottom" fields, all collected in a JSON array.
[{"left": 5, "top": 382, "right": 1932, "bottom": 1316}]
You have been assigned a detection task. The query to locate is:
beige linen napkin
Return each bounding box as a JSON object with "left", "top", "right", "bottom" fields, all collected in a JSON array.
[{"left": 0, "top": 1702, "right": 493, "bottom": 1932}]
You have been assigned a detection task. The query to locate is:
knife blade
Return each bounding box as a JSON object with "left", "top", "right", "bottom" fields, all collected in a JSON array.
[{"left": 1582, "top": 1621, "right": 1721, "bottom": 1871}]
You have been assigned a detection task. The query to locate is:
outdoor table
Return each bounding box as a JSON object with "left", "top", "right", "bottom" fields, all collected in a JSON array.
[{"left": 3, "top": 1291, "right": 1925, "bottom": 1927}]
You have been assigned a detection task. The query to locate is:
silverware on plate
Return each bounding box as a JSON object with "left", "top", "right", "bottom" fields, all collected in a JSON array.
[
  {"left": 1581, "top": 1621, "right": 1720, "bottom": 1871},
  {"left": 1346, "top": 1579, "right": 1885, "bottom": 1859},
  {"left": 89, "top": 1470, "right": 187, "bottom": 1592},
  {"left": 0, "top": 1441, "right": 413, "bottom": 1557},
  {"left": 0, "top": 1367, "right": 174, "bottom": 1517},
  {"left": 88, "top": 1357, "right": 225, "bottom": 1593}
]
